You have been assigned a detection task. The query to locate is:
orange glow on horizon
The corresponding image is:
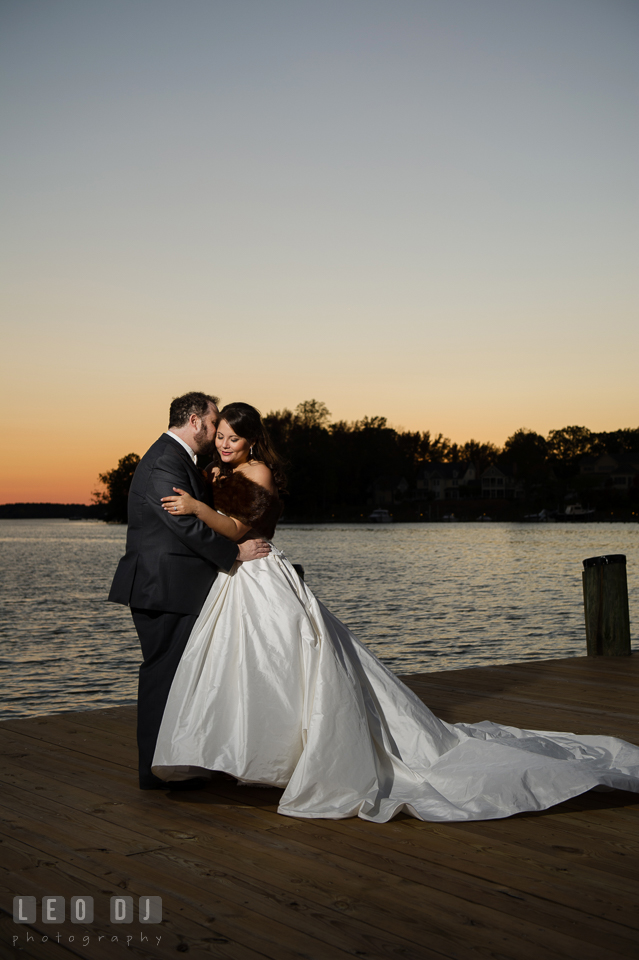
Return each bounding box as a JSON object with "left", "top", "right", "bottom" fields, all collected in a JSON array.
[
  {"left": 2, "top": 2, "right": 637, "bottom": 505},
  {"left": 2, "top": 394, "right": 637, "bottom": 505}
]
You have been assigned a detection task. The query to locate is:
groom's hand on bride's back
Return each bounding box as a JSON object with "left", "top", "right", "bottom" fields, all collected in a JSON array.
[{"left": 237, "top": 539, "right": 271, "bottom": 562}]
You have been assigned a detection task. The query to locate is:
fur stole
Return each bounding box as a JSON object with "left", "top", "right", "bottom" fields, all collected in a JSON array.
[{"left": 212, "top": 471, "right": 283, "bottom": 539}]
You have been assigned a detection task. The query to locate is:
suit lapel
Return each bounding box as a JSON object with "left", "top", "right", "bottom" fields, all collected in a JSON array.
[
  {"left": 187, "top": 457, "right": 208, "bottom": 499},
  {"left": 161, "top": 434, "right": 208, "bottom": 498}
]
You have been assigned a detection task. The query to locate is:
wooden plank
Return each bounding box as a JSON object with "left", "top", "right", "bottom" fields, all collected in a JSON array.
[
  {"left": 0, "top": 729, "right": 141, "bottom": 797},
  {"left": 401, "top": 682, "right": 639, "bottom": 736},
  {"left": 0, "top": 717, "right": 138, "bottom": 770},
  {"left": 128, "top": 804, "right": 637, "bottom": 960},
  {"left": 433, "top": 812, "right": 639, "bottom": 884},
  {"left": 207, "top": 783, "right": 639, "bottom": 923},
  {"left": 52, "top": 706, "right": 138, "bottom": 741},
  {"left": 6, "top": 757, "right": 636, "bottom": 944},
  {"left": 201, "top": 797, "right": 639, "bottom": 956},
  {"left": 0, "top": 764, "right": 524, "bottom": 951},
  {"left": 403, "top": 658, "right": 639, "bottom": 689},
  {"left": 0, "top": 756, "right": 462, "bottom": 952},
  {"left": 0, "top": 782, "right": 169, "bottom": 858},
  {"left": 412, "top": 656, "right": 639, "bottom": 679},
  {"left": 2, "top": 655, "right": 639, "bottom": 960},
  {"left": 210, "top": 789, "right": 639, "bottom": 922},
  {"left": 1, "top": 909, "right": 73, "bottom": 960},
  {"left": 403, "top": 675, "right": 639, "bottom": 718},
  {"left": 27, "top": 777, "right": 635, "bottom": 960},
  {"left": 0, "top": 837, "right": 295, "bottom": 960},
  {"left": 0, "top": 766, "right": 596, "bottom": 960},
  {"left": 403, "top": 681, "right": 639, "bottom": 720},
  {"left": 401, "top": 688, "right": 639, "bottom": 726},
  {"left": 0, "top": 807, "right": 447, "bottom": 960}
]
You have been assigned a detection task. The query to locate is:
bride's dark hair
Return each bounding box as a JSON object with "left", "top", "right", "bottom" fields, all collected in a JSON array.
[{"left": 215, "top": 402, "right": 287, "bottom": 493}]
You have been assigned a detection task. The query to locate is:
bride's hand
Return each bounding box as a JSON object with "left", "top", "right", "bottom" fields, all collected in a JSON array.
[{"left": 161, "top": 487, "right": 199, "bottom": 517}]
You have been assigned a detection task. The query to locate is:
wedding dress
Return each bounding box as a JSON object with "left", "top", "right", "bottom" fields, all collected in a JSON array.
[{"left": 152, "top": 545, "right": 639, "bottom": 823}]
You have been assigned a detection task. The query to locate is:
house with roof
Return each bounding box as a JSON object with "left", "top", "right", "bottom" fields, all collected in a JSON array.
[
  {"left": 480, "top": 464, "right": 525, "bottom": 499},
  {"left": 611, "top": 459, "right": 639, "bottom": 491},
  {"left": 415, "top": 463, "right": 476, "bottom": 501},
  {"left": 580, "top": 453, "right": 639, "bottom": 491}
]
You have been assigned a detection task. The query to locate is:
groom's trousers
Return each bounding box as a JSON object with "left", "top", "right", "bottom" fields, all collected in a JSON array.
[{"left": 131, "top": 607, "right": 197, "bottom": 787}]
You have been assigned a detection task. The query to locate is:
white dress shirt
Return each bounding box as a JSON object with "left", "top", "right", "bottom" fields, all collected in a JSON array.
[{"left": 165, "top": 431, "right": 198, "bottom": 464}]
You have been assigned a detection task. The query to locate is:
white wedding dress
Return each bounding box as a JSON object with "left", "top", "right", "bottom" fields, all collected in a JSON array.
[{"left": 152, "top": 546, "right": 639, "bottom": 822}]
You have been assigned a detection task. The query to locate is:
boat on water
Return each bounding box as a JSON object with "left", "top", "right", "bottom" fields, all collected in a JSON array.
[
  {"left": 476, "top": 514, "right": 492, "bottom": 522},
  {"left": 368, "top": 508, "right": 393, "bottom": 523},
  {"left": 556, "top": 503, "right": 596, "bottom": 521},
  {"left": 522, "top": 509, "right": 555, "bottom": 522}
]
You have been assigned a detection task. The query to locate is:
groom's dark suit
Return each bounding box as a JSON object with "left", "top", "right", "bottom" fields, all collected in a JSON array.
[{"left": 109, "top": 433, "right": 238, "bottom": 787}]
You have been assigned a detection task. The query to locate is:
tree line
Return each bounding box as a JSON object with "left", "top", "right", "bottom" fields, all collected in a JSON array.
[{"left": 93, "top": 400, "right": 639, "bottom": 522}]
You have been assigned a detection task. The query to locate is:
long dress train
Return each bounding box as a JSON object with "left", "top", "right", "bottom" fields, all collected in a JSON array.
[{"left": 152, "top": 546, "right": 639, "bottom": 823}]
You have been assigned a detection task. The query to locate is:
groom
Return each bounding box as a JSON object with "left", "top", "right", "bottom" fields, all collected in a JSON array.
[{"left": 109, "top": 391, "right": 270, "bottom": 789}]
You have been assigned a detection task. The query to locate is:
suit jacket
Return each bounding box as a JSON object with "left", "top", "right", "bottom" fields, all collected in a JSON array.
[{"left": 108, "top": 434, "right": 239, "bottom": 615}]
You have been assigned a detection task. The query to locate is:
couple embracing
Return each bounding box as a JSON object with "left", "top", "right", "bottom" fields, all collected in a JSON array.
[{"left": 110, "top": 392, "right": 639, "bottom": 823}]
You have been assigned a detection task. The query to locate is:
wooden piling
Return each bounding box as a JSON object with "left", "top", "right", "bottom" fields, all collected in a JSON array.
[{"left": 582, "top": 554, "right": 631, "bottom": 656}]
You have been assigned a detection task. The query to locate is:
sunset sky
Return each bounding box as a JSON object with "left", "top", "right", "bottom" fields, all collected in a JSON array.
[{"left": 1, "top": 0, "right": 637, "bottom": 503}]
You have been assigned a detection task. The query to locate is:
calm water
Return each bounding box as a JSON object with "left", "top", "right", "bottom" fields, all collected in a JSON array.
[{"left": 1, "top": 519, "right": 637, "bottom": 720}]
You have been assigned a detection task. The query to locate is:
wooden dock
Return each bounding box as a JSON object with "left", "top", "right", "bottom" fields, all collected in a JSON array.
[{"left": 1, "top": 656, "right": 638, "bottom": 959}]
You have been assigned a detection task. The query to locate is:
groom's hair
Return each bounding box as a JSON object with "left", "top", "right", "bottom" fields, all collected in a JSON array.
[{"left": 168, "top": 392, "right": 219, "bottom": 428}]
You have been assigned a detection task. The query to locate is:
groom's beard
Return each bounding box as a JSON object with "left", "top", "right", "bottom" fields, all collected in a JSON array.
[{"left": 192, "top": 428, "right": 217, "bottom": 461}]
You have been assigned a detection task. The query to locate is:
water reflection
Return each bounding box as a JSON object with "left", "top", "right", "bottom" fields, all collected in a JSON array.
[
  {"left": 275, "top": 522, "right": 638, "bottom": 675},
  {"left": 0, "top": 519, "right": 636, "bottom": 720}
]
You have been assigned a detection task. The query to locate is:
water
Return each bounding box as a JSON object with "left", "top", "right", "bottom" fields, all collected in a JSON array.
[{"left": 1, "top": 519, "right": 637, "bottom": 720}]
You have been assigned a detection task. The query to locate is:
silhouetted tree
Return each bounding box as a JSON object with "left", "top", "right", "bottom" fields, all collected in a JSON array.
[
  {"left": 96, "top": 402, "right": 632, "bottom": 521},
  {"left": 421, "top": 432, "right": 453, "bottom": 462},
  {"left": 295, "top": 398, "right": 331, "bottom": 429},
  {"left": 455, "top": 439, "right": 500, "bottom": 476},
  {"left": 263, "top": 402, "right": 333, "bottom": 518},
  {"left": 397, "top": 430, "right": 452, "bottom": 469},
  {"left": 93, "top": 453, "right": 140, "bottom": 523},
  {"left": 592, "top": 428, "right": 639, "bottom": 458},
  {"left": 546, "top": 426, "right": 599, "bottom": 477},
  {"left": 500, "top": 428, "right": 549, "bottom": 478}
]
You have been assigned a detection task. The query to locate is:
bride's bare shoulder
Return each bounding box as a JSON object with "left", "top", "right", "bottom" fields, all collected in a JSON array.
[
  {"left": 204, "top": 463, "right": 220, "bottom": 481},
  {"left": 239, "top": 461, "right": 277, "bottom": 495}
]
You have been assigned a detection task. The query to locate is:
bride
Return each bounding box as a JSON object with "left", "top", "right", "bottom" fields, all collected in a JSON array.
[{"left": 152, "top": 402, "right": 639, "bottom": 823}]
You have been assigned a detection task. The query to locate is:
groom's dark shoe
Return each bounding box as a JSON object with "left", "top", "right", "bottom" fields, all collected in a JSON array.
[{"left": 139, "top": 774, "right": 209, "bottom": 791}]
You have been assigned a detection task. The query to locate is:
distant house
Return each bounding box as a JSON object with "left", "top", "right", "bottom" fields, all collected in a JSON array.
[
  {"left": 580, "top": 453, "right": 639, "bottom": 490},
  {"left": 480, "top": 465, "right": 525, "bottom": 500},
  {"left": 416, "top": 462, "right": 476, "bottom": 501},
  {"left": 580, "top": 453, "right": 619, "bottom": 476},
  {"left": 611, "top": 459, "right": 639, "bottom": 490}
]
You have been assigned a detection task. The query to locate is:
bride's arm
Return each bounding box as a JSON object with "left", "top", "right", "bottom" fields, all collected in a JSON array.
[{"left": 161, "top": 487, "right": 251, "bottom": 542}]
